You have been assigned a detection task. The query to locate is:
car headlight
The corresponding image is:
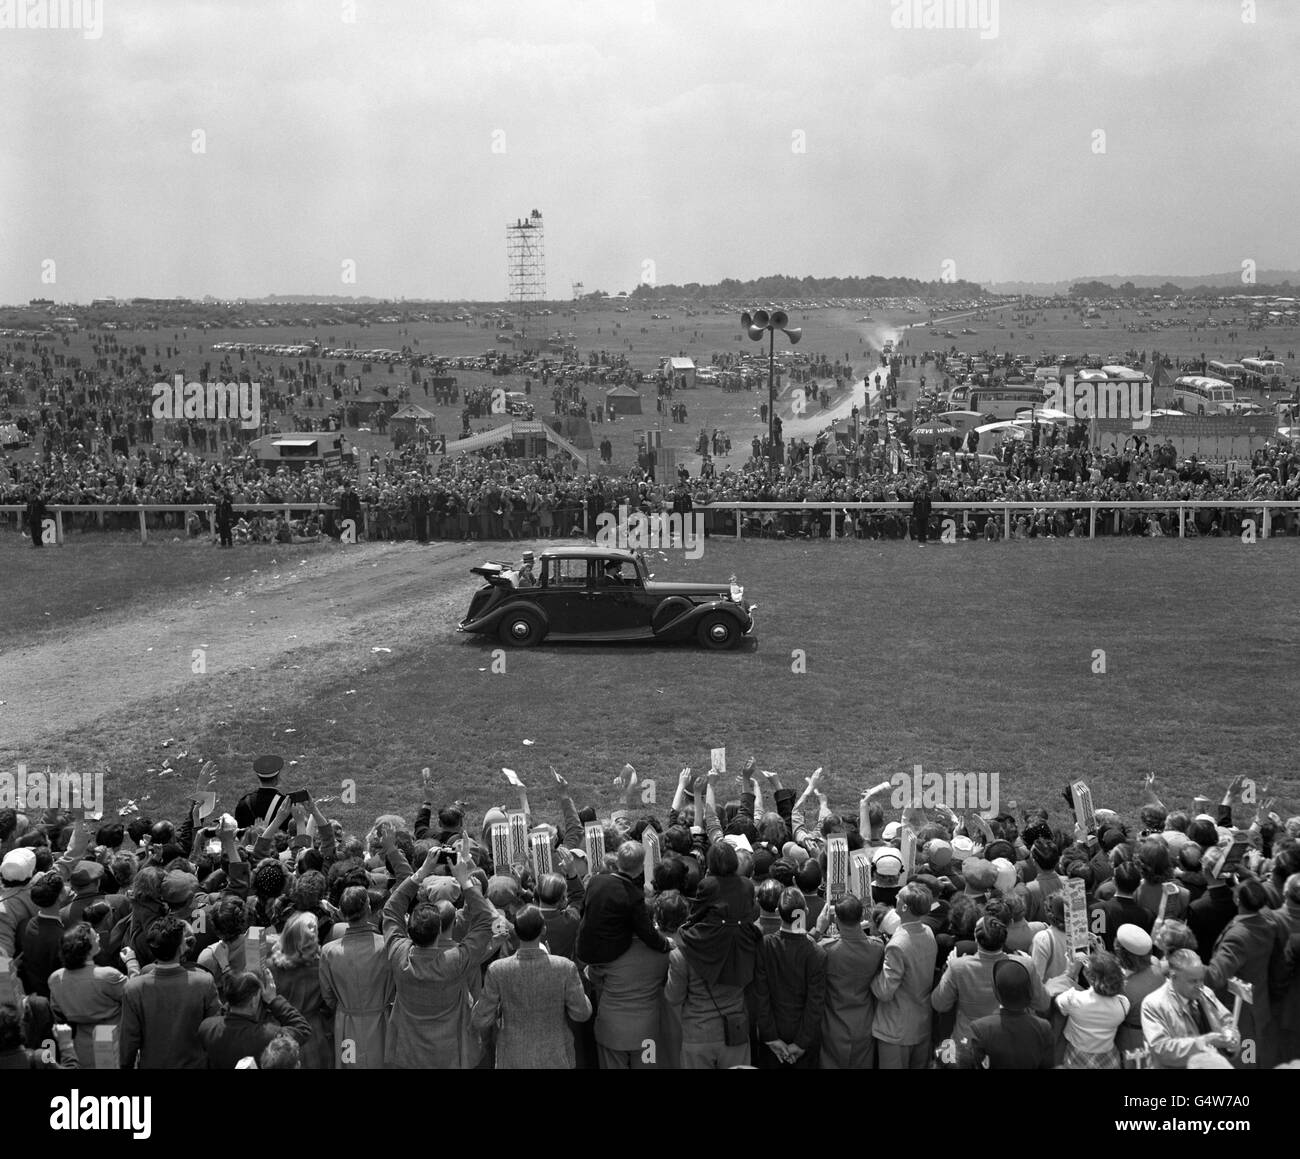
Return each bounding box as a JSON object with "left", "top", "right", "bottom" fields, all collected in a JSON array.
[{"left": 729, "top": 583, "right": 744, "bottom": 603}]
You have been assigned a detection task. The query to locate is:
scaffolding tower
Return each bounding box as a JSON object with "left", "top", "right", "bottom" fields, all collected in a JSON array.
[{"left": 506, "top": 210, "right": 547, "bottom": 304}]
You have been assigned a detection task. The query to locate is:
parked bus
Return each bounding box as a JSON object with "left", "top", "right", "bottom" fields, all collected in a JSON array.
[
  {"left": 959, "top": 383, "right": 1050, "bottom": 421},
  {"left": 1206, "top": 360, "right": 1246, "bottom": 386},
  {"left": 1169, "top": 376, "right": 1236, "bottom": 416},
  {"left": 1240, "top": 357, "right": 1286, "bottom": 389}
]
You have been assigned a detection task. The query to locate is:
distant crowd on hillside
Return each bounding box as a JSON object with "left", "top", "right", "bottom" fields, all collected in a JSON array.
[{"left": 2, "top": 759, "right": 1298, "bottom": 1071}]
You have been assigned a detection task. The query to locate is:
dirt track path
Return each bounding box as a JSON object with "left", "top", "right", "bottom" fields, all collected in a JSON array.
[{"left": 0, "top": 540, "right": 520, "bottom": 746}]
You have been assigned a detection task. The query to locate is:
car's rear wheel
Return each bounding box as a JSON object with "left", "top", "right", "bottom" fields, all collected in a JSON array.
[
  {"left": 696, "top": 612, "right": 739, "bottom": 650},
  {"left": 499, "top": 611, "right": 544, "bottom": 647}
]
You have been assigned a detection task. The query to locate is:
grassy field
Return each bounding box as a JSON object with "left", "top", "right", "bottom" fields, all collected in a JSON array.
[{"left": 2, "top": 535, "right": 1296, "bottom": 835}]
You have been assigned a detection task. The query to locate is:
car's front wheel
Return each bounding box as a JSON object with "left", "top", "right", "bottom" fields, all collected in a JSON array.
[
  {"left": 499, "top": 610, "right": 544, "bottom": 647},
  {"left": 696, "top": 612, "right": 740, "bottom": 650}
]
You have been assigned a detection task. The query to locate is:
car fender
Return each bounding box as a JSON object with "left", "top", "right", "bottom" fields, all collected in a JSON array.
[
  {"left": 653, "top": 597, "right": 749, "bottom": 640},
  {"left": 463, "top": 598, "right": 550, "bottom": 635}
]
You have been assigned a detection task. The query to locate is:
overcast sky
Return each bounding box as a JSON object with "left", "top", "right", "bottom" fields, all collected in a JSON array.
[{"left": 1, "top": 0, "right": 1296, "bottom": 302}]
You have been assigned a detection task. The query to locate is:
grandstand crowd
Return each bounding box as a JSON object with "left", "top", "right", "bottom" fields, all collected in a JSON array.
[{"left": 1, "top": 760, "right": 1297, "bottom": 1071}]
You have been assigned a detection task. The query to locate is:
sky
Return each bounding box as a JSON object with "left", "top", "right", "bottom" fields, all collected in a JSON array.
[{"left": 1, "top": 0, "right": 1297, "bottom": 302}]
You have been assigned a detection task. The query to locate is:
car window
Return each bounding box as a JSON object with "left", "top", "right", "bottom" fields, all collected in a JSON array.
[
  {"left": 599, "top": 560, "right": 641, "bottom": 586},
  {"left": 545, "top": 558, "right": 589, "bottom": 588}
]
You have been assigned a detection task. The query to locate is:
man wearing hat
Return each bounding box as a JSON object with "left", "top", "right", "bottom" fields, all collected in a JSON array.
[
  {"left": 967, "top": 959, "right": 1055, "bottom": 1069},
  {"left": 235, "top": 756, "right": 287, "bottom": 830},
  {"left": 516, "top": 550, "right": 537, "bottom": 587},
  {"left": 61, "top": 860, "right": 128, "bottom": 934},
  {"left": 0, "top": 820, "right": 90, "bottom": 957},
  {"left": 871, "top": 847, "right": 905, "bottom": 909}
]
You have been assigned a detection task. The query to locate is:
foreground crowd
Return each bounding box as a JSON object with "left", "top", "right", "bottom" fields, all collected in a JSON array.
[{"left": 1, "top": 761, "right": 1297, "bottom": 1070}]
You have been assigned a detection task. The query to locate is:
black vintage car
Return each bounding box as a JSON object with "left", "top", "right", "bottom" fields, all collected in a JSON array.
[{"left": 458, "top": 547, "right": 756, "bottom": 650}]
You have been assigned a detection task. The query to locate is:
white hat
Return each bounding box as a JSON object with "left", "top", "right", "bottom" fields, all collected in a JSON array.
[
  {"left": 882, "top": 821, "right": 902, "bottom": 841},
  {"left": 0, "top": 848, "right": 36, "bottom": 884},
  {"left": 992, "top": 857, "right": 1017, "bottom": 894},
  {"left": 950, "top": 836, "right": 975, "bottom": 863},
  {"left": 1115, "top": 924, "right": 1153, "bottom": 956}
]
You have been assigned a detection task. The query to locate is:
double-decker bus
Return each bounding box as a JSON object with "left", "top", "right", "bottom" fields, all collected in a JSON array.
[{"left": 1170, "top": 375, "right": 1236, "bottom": 415}]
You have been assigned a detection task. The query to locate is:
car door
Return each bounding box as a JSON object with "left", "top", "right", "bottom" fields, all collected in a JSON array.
[
  {"left": 531, "top": 557, "right": 590, "bottom": 636},
  {"left": 580, "top": 559, "right": 656, "bottom": 638}
]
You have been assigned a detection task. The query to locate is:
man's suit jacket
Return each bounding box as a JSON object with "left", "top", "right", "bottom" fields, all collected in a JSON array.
[
  {"left": 120, "top": 963, "right": 220, "bottom": 1069},
  {"left": 871, "top": 919, "right": 938, "bottom": 1047},
  {"left": 1090, "top": 895, "right": 1155, "bottom": 952},
  {"left": 471, "top": 947, "right": 591, "bottom": 1069},
  {"left": 932, "top": 949, "right": 1048, "bottom": 1046},
  {"left": 382, "top": 878, "right": 494, "bottom": 1069},
  {"left": 577, "top": 871, "right": 669, "bottom": 966},
  {"left": 820, "top": 930, "right": 884, "bottom": 1069},
  {"left": 753, "top": 930, "right": 827, "bottom": 1056},
  {"left": 1207, "top": 910, "right": 1283, "bottom": 1065},
  {"left": 1117, "top": 965, "right": 1165, "bottom": 1057},
  {"left": 968, "top": 1009, "right": 1055, "bottom": 1069},
  {"left": 1188, "top": 887, "right": 1238, "bottom": 962},
  {"left": 585, "top": 940, "right": 669, "bottom": 1052}
]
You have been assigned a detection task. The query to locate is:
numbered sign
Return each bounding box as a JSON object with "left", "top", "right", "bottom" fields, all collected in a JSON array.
[
  {"left": 827, "top": 836, "right": 850, "bottom": 902},
  {"left": 507, "top": 811, "right": 529, "bottom": 872},
  {"left": 583, "top": 822, "right": 606, "bottom": 867},
  {"left": 1070, "top": 780, "right": 1095, "bottom": 832},
  {"left": 490, "top": 822, "right": 511, "bottom": 873},
  {"left": 529, "top": 831, "right": 554, "bottom": 877},
  {"left": 1064, "top": 878, "right": 1088, "bottom": 954},
  {"left": 848, "top": 849, "right": 872, "bottom": 900}
]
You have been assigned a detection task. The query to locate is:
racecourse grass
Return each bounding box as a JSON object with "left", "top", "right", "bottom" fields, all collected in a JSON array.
[
  {"left": 0, "top": 539, "right": 333, "bottom": 649},
  {"left": 4, "top": 537, "right": 1297, "bottom": 833}
]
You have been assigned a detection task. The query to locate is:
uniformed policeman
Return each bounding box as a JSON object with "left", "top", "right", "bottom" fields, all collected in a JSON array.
[{"left": 234, "top": 755, "right": 286, "bottom": 829}]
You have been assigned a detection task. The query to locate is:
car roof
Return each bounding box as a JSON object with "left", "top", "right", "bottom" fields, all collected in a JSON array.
[{"left": 538, "top": 546, "right": 639, "bottom": 562}]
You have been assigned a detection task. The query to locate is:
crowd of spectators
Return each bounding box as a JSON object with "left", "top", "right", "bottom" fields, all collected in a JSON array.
[
  {"left": 1, "top": 761, "right": 1297, "bottom": 1071},
  {"left": 5, "top": 437, "right": 1300, "bottom": 543}
]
